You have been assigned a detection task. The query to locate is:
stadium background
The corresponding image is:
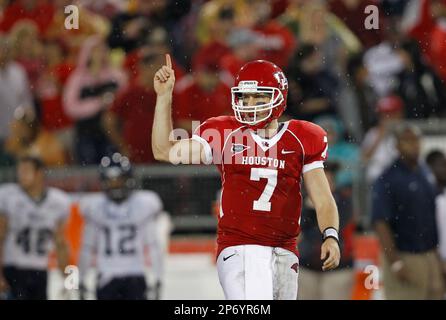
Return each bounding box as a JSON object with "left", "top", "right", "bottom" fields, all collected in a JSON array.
[{"left": 0, "top": 0, "right": 445, "bottom": 299}]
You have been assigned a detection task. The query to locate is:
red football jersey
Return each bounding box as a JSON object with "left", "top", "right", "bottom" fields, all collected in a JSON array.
[{"left": 192, "top": 116, "right": 328, "bottom": 258}]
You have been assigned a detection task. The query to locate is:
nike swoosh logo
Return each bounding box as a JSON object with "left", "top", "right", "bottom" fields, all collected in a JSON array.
[
  {"left": 223, "top": 253, "right": 236, "bottom": 261},
  {"left": 281, "top": 150, "right": 295, "bottom": 154}
]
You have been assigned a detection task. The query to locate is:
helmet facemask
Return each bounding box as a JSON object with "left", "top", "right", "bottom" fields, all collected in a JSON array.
[
  {"left": 231, "top": 81, "right": 284, "bottom": 127},
  {"left": 99, "top": 154, "right": 134, "bottom": 203},
  {"left": 101, "top": 171, "right": 134, "bottom": 204}
]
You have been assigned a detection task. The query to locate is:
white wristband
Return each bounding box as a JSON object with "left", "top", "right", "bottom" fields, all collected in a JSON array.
[{"left": 322, "top": 227, "right": 339, "bottom": 243}]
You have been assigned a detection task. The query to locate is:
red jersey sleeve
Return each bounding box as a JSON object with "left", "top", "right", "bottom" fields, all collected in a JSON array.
[
  {"left": 299, "top": 121, "right": 328, "bottom": 173},
  {"left": 191, "top": 116, "right": 238, "bottom": 165}
]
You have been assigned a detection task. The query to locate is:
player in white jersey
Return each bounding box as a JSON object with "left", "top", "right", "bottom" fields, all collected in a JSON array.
[
  {"left": 78, "top": 153, "right": 167, "bottom": 300},
  {"left": 0, "top": 156, "right": 71, "bottom": 300}
]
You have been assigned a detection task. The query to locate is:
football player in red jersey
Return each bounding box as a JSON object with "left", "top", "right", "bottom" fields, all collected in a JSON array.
[{"left": 152, "top": 54, "right": 340, "bottom": 300}]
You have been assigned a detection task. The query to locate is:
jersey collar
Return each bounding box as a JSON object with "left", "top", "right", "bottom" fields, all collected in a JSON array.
[
  {"left": 19, "top": 185, "right": 48, "bottom": 206},
  {"left": 249, "top": 121, "right": 289, "bottom": 152}
]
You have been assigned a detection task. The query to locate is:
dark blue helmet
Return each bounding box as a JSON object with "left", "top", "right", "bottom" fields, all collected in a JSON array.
[{"left": 99, "top": 153, "right": 134, "bottom": 202}]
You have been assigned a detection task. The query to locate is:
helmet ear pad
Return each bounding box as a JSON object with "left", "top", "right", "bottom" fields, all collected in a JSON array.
[{"left": 232, "top": 60, "right": 288, "bottom": 128}]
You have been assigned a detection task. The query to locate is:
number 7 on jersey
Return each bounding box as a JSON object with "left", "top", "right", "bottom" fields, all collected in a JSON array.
[{"left": 250, "top": 168, "right": 278, "bottom": 212}]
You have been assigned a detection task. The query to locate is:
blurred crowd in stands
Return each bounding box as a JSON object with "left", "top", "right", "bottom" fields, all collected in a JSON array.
[{"left": 0, "top": 0, "right": 445, "bottom": 169}]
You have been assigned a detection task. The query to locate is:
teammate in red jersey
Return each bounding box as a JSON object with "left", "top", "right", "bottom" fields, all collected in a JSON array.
[{"left": 152, "top": 54, "right": 340, "bottom": 300}]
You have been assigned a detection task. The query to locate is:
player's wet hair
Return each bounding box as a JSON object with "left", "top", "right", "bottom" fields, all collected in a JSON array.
[{"left": 18, "top": 155, "right": 45, "bottom": 171}]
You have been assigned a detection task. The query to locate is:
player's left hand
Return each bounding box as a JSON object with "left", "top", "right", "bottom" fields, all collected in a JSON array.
[{"left": 321, "top": 238, "right": 340, "bottom": 271}]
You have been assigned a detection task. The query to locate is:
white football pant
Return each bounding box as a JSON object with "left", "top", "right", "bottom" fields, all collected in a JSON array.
[{"left": 217, "top": 244, "right": 299, "bottom": 300}]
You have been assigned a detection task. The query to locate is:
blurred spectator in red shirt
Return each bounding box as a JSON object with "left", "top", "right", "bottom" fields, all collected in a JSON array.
[
  {"left": 194, "top": 3, "right": 235, "bottom": 77},
  {"left": 103, "top": 52, "right": 161, "bottom": 164},
  {"left": 124, "top": 26, "right": 185, "bottom": 82},
  {"left": 238, "top": 0, "right": 296, "bottom": 68},
  {"left": 427, "top": 0, "right": 446, "bottom": 82},
  {"left": 103, "top": 37, "right": 175, "bottom": 164},
  {"left": 36, "top": 39, "right": 74, "bottom": 131},
  {"left": 270, "top": 0, "right": 289, "bottom": 18},
  {"left": 63, "top": 35, "right": 127, "bottom": 165},
  {"left": 196, "top": 1, "right": 238, "bottom": 47},
  {"left": 329, "top": 0, "right": 383, "bottom": 49},
  {"left": 46, "top": 0, "right": 110, "bottom": 58},
  {"left": 402, "top": 0, "right": 435, "bottom": 52},
  {"left": 8, "top": 21, "right": 45, "bottom": 93},
  {"left": 403, "top": 0, "right": 446, "bottom": 82},
  {"left": 174, "top": 46, "right": 232, "bottom": 132},
  {"left": 185, "top": 1, "right": 236, "bottom": 72},
  {"left": 0, "top": 0, "right": 55, "bottom": 35},
  {"left": 220, "top": 28, "right": 261, "bottom": 78}
]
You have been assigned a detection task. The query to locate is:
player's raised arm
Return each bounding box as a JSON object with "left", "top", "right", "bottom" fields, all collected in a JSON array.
[
  {"left": 304, "top": 168, "right": 340, "bottom": 271},
  {"left": 152, "top": 54, "right": 205, "bottom": 164}
]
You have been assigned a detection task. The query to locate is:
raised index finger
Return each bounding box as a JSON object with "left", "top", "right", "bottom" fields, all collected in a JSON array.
[{"left": 166, "top": 54, "right": 172, "bottom": 69}]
